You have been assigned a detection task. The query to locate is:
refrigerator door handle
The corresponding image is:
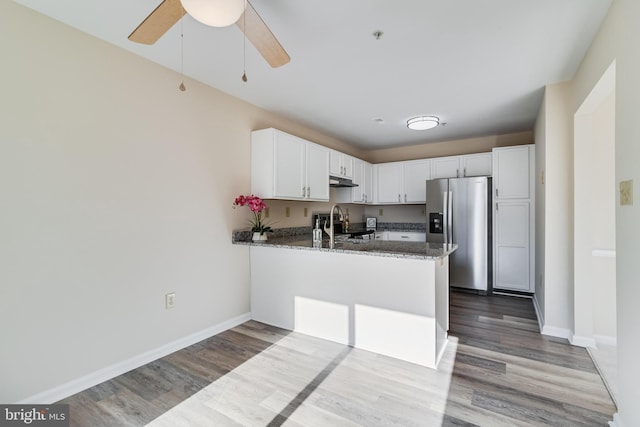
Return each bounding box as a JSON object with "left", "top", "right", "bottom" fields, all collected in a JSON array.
[
  {"left": 446, "top": 190, "right": 453, "bottom": 244},
  {"left": 442, "top": 190, "right": 450, "bottom": 244},
  {"left": 442, "top": 191, "right": 447, "bottom": 245}
]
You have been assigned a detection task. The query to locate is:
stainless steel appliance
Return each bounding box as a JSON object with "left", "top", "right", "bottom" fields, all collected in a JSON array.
[{"left": 426, "top": 177, "right": 492, "bottom": 294}]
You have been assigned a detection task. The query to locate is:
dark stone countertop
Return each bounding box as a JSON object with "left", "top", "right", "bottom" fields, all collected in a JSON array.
[{"left": 233, "top": 234, "right": 456, "bottom": 260}]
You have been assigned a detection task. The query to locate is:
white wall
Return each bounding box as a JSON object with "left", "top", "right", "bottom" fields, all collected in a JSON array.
[
  {"left": 0, "top": 2, "right": 354, "bottom": 403},
  {"left": 569, "top": 0, "right": 640, "bottom": 424},
  {"left": 574, "top": 83, "right": 616, "bottom": 345},
  {"left": 590, "top": 93, "right": 616, "bottom": 340},
  {"left": 534, "top": 82, "right": 574, "bottom": 337},
  {"left": 533, "top": 92, "right": 546, "bottom": 320}
]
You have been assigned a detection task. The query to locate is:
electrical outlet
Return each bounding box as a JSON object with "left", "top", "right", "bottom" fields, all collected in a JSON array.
[
  {"left": 421, "top": 208, "right": 426, "bottom": 216},
  {"left": 264, "top": 208, "right": 270, "bottom": 218},
  {"left": 165, "top": 292, "right": 176, "bottom": 309},
  {"left": 620, "top": 179, "right": 633, "bottom": 205},
  {"left": 303, "top": 207, "right": 308, "bottom": 217},
  {"left": 379, "top": 209, "right": 384, "bottom": 216},
  {"left": 285, "top": 207, "right": 290, "bottom": 217}
]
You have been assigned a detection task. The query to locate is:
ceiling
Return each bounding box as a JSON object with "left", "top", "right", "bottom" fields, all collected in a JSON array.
[{"left": 13, "top": 0, "right": 611, "bottom": 150}]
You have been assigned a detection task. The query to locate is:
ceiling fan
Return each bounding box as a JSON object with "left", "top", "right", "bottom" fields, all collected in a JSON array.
[{"left": 128, "top": 0, "right": 290, "bottom": 68}]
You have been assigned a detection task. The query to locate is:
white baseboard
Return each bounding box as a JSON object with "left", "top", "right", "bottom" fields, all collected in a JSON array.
[
  {"left": 570, "top": 334, "right": 597, "bottom": 348},
  {"left": 609, "top": 412, "right": 622, "bottom": 427},
  {"left": 18, "top": 312, "right": 251, "bottom": 404},
  {"left": 531, "top": 295, "right": 545, "bottom": 332},
  {"left": 540, "top": 325, "right": 572, "bottom": 341},
  {"left": 594, "top": 334, "right": 617, "bottom": 347}
]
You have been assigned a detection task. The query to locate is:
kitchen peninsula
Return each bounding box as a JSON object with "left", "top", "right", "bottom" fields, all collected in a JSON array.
[{"left": 234, "top": 235, "right": 456, "bottom": 368}]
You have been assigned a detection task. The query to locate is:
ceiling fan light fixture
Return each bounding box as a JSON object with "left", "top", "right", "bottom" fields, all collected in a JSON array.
[
  {"left": 180, "top": 0, "right": 246, "bottom": 27},
  {"left": 407, "top": 116, "right": 440, "bottom": 131}
]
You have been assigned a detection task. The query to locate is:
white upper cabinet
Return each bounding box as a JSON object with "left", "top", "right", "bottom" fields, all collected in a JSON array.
[
  {"left": 403, "top": 159, "right": 432, "bottom": 203},
  {"left": 271, "top": 131, "right": 306, "bottom": 199},
  {"left": 493, "top": 146, "right": 532, "bottom": 199},
  {"left": 362, "top": 161, "right": 373, "bottom": 203},
  {"left": 374, "top": 159, "right": 431, "bottom": 204},
  {"left": 329, "top": 150, "right": 354, "bottom": 179},
  {"left": 375, "top": 162, "right": 404, "bottom": 204},
  {"left": 460, "top": 153, "right": 492, "bottom": 177},
  {"left": 251, "top": 128, "right": 329, "bottom": 201},
  {"left": 335, "top": 158, "right": 373, "bottom": 204},
  {"left": 432, "top": 153, "right": 492, "bottom": 179},
  {"left": 305, "top": 142, "right": 331, "bottom": 200},
  {"left": 432, "top": 156, "right": 460, "bottom": 179}
]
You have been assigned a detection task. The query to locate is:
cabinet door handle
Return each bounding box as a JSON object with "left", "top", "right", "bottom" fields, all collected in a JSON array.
[
  {"left": 307, "top": 187, "right": 310, "bottom": 197},
  {"left": 496, "top": 188, "right": 499, "bottom": 197},
  {"left": 464, "top": 167, "right": 467, "bottom": 177},
  {"left": 404, "top": 194, "right": 407, "bottom": 202},
  {"left": 302, "top": 187, "right": 306, "bottom": 197},
  {"left": 456, "top": 169, "right": 460, "bottom": 178},
  {"left": 398, "top": 194, "right": 401, "bottom": 202}
]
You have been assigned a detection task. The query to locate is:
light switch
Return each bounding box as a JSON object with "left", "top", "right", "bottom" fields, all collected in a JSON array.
[
  {"left": 165, "top": 292, "right": 176, "bottom": 309},
  {"left": 620, "top": 179, "right": 633, "bottom": 206}
]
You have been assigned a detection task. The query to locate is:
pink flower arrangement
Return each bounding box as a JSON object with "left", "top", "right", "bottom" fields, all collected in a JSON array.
[{"left": 233, "top": 194, "right": 272, "bottom": 234}]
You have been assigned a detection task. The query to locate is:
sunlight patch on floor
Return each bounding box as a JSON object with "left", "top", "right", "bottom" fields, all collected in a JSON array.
[{"left": 146, "top": 332, "right": 458, "bottom": 426}]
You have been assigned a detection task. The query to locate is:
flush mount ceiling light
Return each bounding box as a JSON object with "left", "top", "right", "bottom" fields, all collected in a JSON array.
[
  {"left": 407, "top": 116, "right": 440, "bottom": 131},
  {"left": 180, "top": 0, "right": 247, "bottom": 27}
]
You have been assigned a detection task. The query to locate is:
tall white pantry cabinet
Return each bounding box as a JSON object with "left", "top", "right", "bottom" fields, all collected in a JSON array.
[{"left": 492, "top": 145, "right": 535, "bottom": 293}]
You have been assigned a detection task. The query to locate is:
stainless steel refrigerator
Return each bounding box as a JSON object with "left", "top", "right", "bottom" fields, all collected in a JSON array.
[{"left": 426, "top": 177, "right": 492, "bottom": 294}]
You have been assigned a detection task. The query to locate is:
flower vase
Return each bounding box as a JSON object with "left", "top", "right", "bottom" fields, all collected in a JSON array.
[{"left": 252, "top": 232, "right": 268, "bottom": 242}]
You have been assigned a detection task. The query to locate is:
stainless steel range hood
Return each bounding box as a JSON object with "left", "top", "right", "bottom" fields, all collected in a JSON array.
[{"left": 329, "top": 175, "right": 358, "bottom": 187}]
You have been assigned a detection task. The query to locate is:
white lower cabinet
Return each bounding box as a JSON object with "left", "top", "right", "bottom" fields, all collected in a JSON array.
[
  {"left": 494, "top": 202, "right": 530, "bottom": 291},
  {"left": 386, "top": 232, "right": 426, "bottom": 242}
]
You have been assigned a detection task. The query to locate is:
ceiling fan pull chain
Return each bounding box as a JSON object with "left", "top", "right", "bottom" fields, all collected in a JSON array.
[
  {"left": 179, "top": 17, "right": 186, "bottom": 91},
  {"left": 241, "top": 0, "right": 248, "bottom": 83}
]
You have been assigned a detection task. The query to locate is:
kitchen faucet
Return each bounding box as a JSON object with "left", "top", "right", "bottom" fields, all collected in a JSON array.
[{"left": 324, "top": 204, "right": 345, "bottom": 249}]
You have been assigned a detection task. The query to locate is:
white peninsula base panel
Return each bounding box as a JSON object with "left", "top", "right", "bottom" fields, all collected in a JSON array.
[{"left": 250, "top": 246, "right": 449, "bottom": 369}]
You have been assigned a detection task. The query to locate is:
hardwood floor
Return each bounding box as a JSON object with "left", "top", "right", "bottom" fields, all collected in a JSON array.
[{"left": 59, "top": 292, "right": 616, "bottom": 426}]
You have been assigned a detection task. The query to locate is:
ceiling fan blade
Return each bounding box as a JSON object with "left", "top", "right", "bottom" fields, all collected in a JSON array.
[
  {"left": 236, "top": 2, "right": 290, "bottom": 68},
  {"left": 128, "top": 0, "right": 186, "bottom": 45}
]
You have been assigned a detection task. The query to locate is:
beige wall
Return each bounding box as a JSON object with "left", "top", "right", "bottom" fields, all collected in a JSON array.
[
  {"left": 258, "top": 195, "right": 366, "bottom": 229},
  {"left": 366, "top": 131, "right": 532, "bottom": 163},
  {"left": 0, "top": 1, "right": 359, "bottom": 403}
]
